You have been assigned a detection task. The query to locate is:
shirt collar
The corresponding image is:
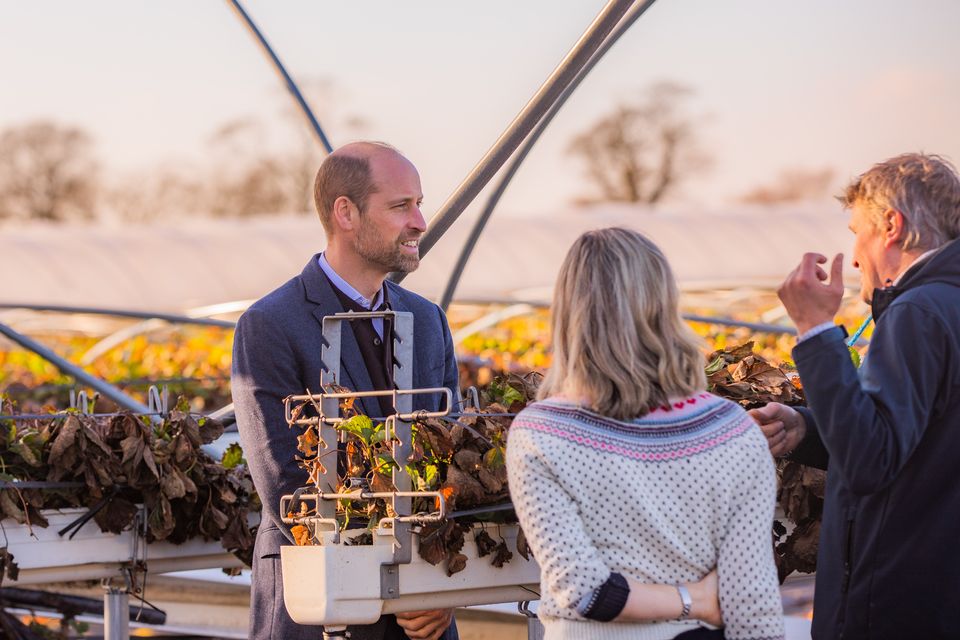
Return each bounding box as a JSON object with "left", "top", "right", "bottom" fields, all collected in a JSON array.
[
  {"left": 891, "top": 247, "right": 941, "bottom": 286},
  {"left": 318, "top": 253, "right": 385, "bottom": 310}
]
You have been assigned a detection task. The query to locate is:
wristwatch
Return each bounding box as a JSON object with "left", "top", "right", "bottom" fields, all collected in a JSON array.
[{"left": 676, "top": 584, "right": 692, "bottom": 620}]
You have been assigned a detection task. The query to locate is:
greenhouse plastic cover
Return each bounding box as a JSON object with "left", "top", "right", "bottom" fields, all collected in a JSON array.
[{"left": 0, "top": 204, "right": 855, "bottom": 313}]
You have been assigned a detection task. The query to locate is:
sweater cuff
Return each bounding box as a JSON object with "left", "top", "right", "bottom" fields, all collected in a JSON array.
[{"left": 578, "top": 572, "right": 630, "bottom": 621}]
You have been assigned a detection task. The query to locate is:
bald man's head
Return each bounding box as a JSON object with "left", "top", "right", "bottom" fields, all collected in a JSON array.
[{"left": 313, "top": 141, "right": 403, "bottom": 235}]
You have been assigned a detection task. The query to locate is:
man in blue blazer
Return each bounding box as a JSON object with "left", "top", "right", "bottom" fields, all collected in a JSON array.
[{"left": 232, "top": 141, "right": 460, "bottom": 640}]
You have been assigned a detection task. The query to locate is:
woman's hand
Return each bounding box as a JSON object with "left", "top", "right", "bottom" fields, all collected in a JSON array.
[{"left": 687, "top": 569, "right": 722, "bottom": 627}]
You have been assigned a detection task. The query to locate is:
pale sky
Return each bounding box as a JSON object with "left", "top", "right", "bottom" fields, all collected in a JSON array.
[{"left": 3, "top": 0, "right": 960, "bottom": 221}]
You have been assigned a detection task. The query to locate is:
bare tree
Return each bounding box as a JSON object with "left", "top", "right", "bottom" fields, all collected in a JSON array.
[
  {"left": 105, "top": 77, "right": 368, "bottom": 221},
  {"left": 105, "top": 163, "right": 206, "bottom": 221},
  {"left": 567, "top": 82, "right": 708, "bottom": 206},
  {"left": 203, "top": 119, "right": 289, "bottom": 217},
  {"left": 202, "top": 80, "right": 370, "bottom": 218},
  {"left": 739, "top": 167, "right": 836, "bottom": 204},
  {"left": 0, "top": 121, "right": 99, "bottom": 221},
  {"left": 275, "top": 77, "right": 369, "bottom": 213}
]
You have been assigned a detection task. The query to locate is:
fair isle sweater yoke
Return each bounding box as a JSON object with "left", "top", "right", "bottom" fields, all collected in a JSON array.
[{"left": 505, "top": 393, "right": 785, "bottom": 640}]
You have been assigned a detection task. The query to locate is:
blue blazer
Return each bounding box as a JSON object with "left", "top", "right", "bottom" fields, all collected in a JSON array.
[{"left": 232, "top": 255, "right": 459, "bottom": 640}]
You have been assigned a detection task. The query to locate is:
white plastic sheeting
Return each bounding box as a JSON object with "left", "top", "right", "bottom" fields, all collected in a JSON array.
[{"left": 0, "top": 204, "right": 854, "bottom": 313}]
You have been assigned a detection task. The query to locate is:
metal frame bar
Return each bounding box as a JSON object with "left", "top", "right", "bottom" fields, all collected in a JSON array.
[
  {"left": 389, "top": 0, "right": 637, "bottom": 281},
  {"left": 0, "top": 321, "right": 154, "bottom": 416},
  {"left": 225, "top": 0, "right": 334, "bottom": 154},
  {"left": 284, "top": 387, "right": 453, "bottom": 427},
  {"left": 0, "top": 303, "right": 235, "bottom": 328},
  {"left": 438, "top": 0, "right": 659, "bottom": 310}
]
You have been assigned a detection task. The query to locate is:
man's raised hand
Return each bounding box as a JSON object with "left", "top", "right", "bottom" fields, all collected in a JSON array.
[{"left": 778, "top": 252, "right": 844, "bottom": 336}]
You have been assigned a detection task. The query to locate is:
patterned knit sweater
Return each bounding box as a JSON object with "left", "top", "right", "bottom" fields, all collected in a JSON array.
[{"left": 505, "top": 393, "right": 784, "bottom": 640}]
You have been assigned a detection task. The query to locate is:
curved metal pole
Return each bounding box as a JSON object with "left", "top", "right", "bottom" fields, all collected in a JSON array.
[
  {"left": 389, "top": 0, "right": 636, "bottom": 284},
  {"left": 226, "top": 0, "right": 334, "bottom": 154},
  {"left": 0, "top": 321, "right": 154, "bottom": 416},
  {"left": 682, "top": 314, "right": 797, "bottom": 337},
  {"left": 0, "top": 303, "right": 236, "bottom": 328},
  {"left": 438, "top": 0, "right": 658, "bottom": 311}
]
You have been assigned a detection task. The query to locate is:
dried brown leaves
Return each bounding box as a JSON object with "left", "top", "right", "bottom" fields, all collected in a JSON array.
[
  {"left": 0, "top": 400, "right": 258, "bottom": 573},
  {"left": 707, "top": 343, "right": 824, "bottom": 581},
  {"left": 289, "top": 377, "right": 540, "bottom": 571}
]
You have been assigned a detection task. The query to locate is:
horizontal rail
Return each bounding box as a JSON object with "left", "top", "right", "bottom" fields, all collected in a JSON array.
[
  {"left": 284, "top": 388, "right": 454, "bottom": 426},
  {"left": 0, "top": 321, "right": 156, "bottom": 418},
  {"left": 0, "top": 303, "right": 236, "bottom": 328},
  {"left": 281, "top": 491, "right": 446, "bottom": 526},
  {"left": 683, "top": 314, "right": 797, "bottom": 336}
]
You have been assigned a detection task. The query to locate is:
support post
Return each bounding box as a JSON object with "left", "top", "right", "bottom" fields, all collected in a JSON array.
[{"left": 103, "top": 586, "right": 130, "bottom": 640}]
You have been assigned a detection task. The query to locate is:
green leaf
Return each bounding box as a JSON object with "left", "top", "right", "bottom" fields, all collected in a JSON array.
[
  {"left": 487, "top": 378, "right": 523, "bottom": 407},
  {"left": 221, "top": 443, "right": 245, "bottom": 470},
  {"left": 374, "top": 453, "right": 397, "bottom": 475},
  {"left": 483, "top": 446, "right": 505, "bottom": 469},
  {"left": 339, "top": 415, "right": 375, "bottom": 443},
  {"left": 848, "top": 347, "right": 862, "bottom": 368},
  {"left": 704, "top": 355, "right": 727, "bottom": 375},
  {"left": 406, "top": 465, "right": 424, "bottom": 490},
  {"left": 423, "top": 464, "right": 439, "bottom": 489}
]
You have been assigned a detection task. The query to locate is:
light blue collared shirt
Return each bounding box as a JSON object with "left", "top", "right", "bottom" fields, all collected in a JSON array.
[{"left": 318, "top": 253, "right": 387, "bottom": 338}]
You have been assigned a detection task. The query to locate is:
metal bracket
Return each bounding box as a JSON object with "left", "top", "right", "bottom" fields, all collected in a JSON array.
[
  {"left": 519, "top": 601, "right": 544, "bottom": 640},
  {"left": 380, "top": 564, "right": 399, "bottom": 600}
]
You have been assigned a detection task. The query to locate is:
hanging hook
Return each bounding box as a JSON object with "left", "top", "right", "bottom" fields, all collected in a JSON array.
[
  {"left": 70, "top": 389, "right": 93, "bottom": 414},
  {"left": 146, "top": 385, "right": 169, "bottom": 417}
]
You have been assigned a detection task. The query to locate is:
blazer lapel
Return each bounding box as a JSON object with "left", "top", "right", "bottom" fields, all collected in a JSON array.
[{"left": 301, "top": 256, "right": 379, "bottom": 417}]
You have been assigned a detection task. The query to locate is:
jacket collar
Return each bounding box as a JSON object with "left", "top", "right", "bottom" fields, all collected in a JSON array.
[
  {"left": 299, "top": 256, "right": 415, "bottom": 417},
  {"left": 300, "top": 255, "right": 380, "bottom": 416},
  {"left": 872, "top": 237, "right": 960, "bottom": 321}
]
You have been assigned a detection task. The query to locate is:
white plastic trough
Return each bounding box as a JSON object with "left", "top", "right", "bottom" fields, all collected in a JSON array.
[
  {"left": 281, "top": 524, "right": 540, "bottom": 626},
  {"left": 3, "top": 508, "right": 245, "bottom": 585}
]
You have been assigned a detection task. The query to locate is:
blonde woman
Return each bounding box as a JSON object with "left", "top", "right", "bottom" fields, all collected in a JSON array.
[{"left": 506, "top": 228, "right": 783, "bottom": 640}]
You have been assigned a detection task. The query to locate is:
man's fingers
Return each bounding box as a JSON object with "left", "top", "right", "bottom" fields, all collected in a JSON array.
[
  {"left": 830, "top": 253, "right": 844, "bottom": 287},
  {"left": 748, "top": 403, "right": 782, "bottom": 423},
  {"left": 758, "top": 420, "right": 785, "bottom": 437},
  {"left": 801, "top": 252, "right": 829, "bottom": 268},
  {"left": 395, "top": 609, "right": 451, "bottom": 639}
]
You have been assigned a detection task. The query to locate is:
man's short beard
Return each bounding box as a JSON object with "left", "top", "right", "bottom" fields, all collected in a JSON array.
[{"left": 354, "top": 225, "right": 420, "bottom": 274}]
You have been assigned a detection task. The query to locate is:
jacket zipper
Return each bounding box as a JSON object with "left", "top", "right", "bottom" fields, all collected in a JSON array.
[
  {"left": 838, "top": 518, "right": 855, "bottom": 637},
  {"left": 843, "top": 518, "right": 854, "bottom": 592}
]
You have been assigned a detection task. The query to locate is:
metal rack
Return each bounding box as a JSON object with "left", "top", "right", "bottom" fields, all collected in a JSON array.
[{"left": 278, "top": 310, "right": 540, "bottom": 635}]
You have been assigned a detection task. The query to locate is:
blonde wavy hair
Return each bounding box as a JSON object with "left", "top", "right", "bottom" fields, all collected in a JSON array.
[{"left": 538, "top": 227, "right": 706, "bottom": 420}]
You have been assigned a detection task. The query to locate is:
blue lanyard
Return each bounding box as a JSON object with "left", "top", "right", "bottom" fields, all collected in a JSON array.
[{"left": 847, "top": 316, "right": 873, "bottom": 347}]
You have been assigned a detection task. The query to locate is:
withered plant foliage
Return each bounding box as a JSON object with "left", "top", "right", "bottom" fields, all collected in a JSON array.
[
  {"left": 707, "top": 342, "right": 824, "bottom": 582},
  {"left": 291, "top": 352, "right": 823, "bottom": 584},
  {"left": 0, "top": 398, "right": 259, "bottom": 586},
  {"left": 290, "top": 374, "right": 542, "bottom": 575}
]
